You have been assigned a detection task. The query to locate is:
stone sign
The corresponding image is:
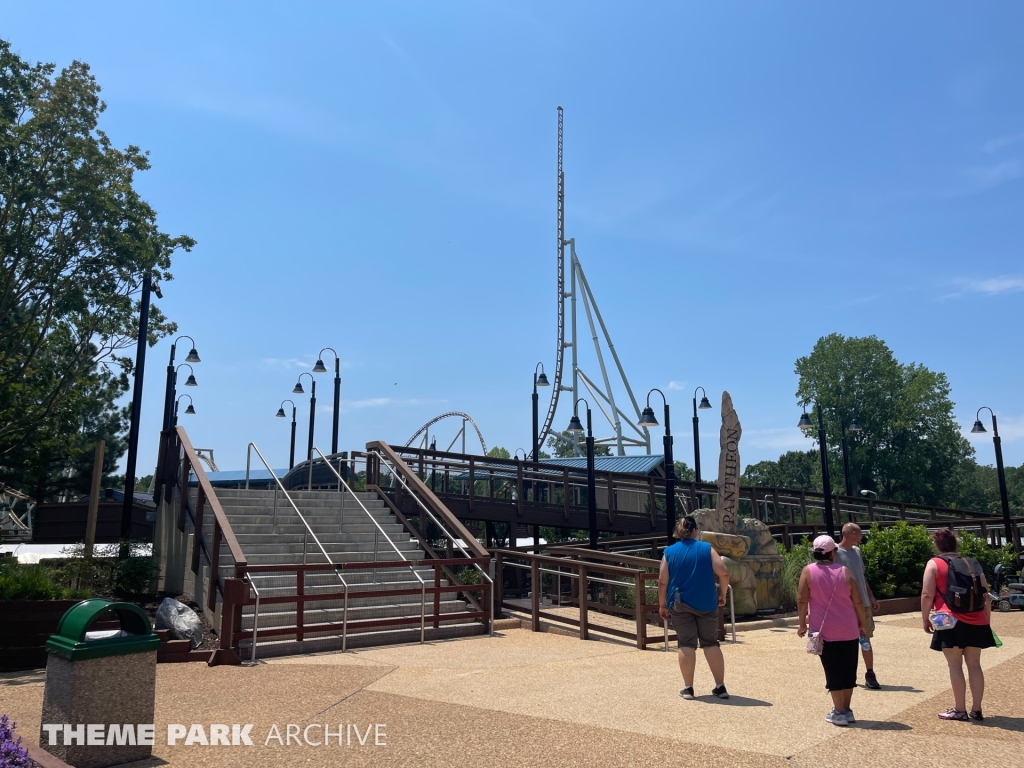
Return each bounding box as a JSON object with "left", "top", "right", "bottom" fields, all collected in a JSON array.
[{"left": 714, "top": 391, "right": 741, "bottom": 535}]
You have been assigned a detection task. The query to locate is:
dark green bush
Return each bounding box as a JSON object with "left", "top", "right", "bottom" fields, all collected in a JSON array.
[
  {"left": 862, "top": 522, "right": 935, "bottom": 598},
  {"left": 955, "top": 531, "right": 1017, "bottom": 582},
  {"left": 0, "top": 559, "right": 91, "bottom": 601},
  {"left": 781, "top": 538, "right": 812, "bottom": 609}
]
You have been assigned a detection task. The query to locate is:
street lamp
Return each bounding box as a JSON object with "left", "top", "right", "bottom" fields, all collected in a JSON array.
[
  {"left": 276, "top": 399, "right": 298, "bottom": 470},
  {"left": 567, "top": 398, "right": 598, "bottom": 548},
  {"left": 293, "top": 372, "right": 316, "bottom": 464},
  {"left": 799, "top": 404, "right": 836, "bottom": 537},
  {"left": 971, "top": 407, "right": 1015, "bottom": 548},
  {"left": 692, "top": 387, "right": 712, "bottom": 508},
  {"left": 531, "top": 363, "right": 549, "bottom": 461},
  {"left": 313, "top": 348, "right": 341, "bottom": 454},
  {"left": 640, "top": 389, "right": 676, "bottom": 544},
  {"left": 173, "top": 395, "right": 196, "bottom": 424},
  {"left": 162, "top": 335, "right": 201, "bottom": 432},
  {"left": 121, "top": 272, "right": 155, "bottom": 545}
]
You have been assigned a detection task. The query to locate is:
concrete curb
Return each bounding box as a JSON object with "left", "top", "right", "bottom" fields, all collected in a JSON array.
[{"left": 733, "top": 616, "right": 801, "bottom": 632}]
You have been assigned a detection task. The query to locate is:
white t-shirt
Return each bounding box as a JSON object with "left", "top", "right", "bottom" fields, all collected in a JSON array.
[{"left": 836, "top": 544, "right": 870, "bottom": 607}]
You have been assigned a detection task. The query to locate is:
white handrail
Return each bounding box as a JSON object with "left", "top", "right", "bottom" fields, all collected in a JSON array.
[{"left": 311, "top": 447, "right": 425, "bottom": 588}]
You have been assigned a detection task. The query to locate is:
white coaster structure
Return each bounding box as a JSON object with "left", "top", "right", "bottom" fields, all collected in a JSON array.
[{"left": 538, "top": 107, "right": 651, "bottom": 457}]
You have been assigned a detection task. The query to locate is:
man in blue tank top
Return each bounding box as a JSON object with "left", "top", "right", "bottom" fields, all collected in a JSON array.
[{"left": 658, "top": 515, "right": 731, "bottom": 700}]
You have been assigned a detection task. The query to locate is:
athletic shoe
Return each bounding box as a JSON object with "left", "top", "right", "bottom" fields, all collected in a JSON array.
[
  {"left": 864, "top": 670, "right": 881, "bottom": 690},
  {"left": 969, "top": 710, "right": 984, "bottom": 721},
  {"left": 825, "top": 709, "right": 849, "bottom": 726},
  {"left": 711, "top": 684, "right": 729, "bottom": 700},
  {"left": 842, "top": 708, "right": 855, "bottom": 723},
  {"left": 938, "top": 708, "right": 969, "bottom": 721},
  {"left": 680, "top": 687, "right": 695, "bottom": 700}
]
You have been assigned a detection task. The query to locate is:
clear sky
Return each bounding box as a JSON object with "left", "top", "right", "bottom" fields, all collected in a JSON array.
[{"left": 4, "top": 2, "right": 1022, "bottom": 476}]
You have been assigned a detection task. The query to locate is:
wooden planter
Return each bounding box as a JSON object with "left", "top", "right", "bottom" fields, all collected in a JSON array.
[
  {"left": 874, "top": 596, "right": 920, "bottom": 616},
  {"left": 0, "top": 599, "right": 81, "bottom": 671}
]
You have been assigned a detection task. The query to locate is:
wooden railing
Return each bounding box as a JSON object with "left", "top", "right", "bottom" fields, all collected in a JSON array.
[
  {"left": 156, "top": 426, "right": 248, "bottom": 665},
  {"left": 232, "top": 557, "right": 492, "bottom": 653}
]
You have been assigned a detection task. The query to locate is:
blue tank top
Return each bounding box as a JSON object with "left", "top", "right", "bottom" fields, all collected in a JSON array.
[{"left": 664, "top": 539, "right": 717, "bottom": 612}]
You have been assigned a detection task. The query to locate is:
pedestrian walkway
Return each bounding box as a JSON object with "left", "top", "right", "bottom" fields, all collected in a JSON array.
[{"left": 1, "top": 612, "right": 1021, "bottom": 767}]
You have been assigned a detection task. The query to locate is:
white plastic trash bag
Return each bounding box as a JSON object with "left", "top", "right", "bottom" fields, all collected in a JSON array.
[{"left": 155, "top": 597, "right": 203, "bottom": 649}]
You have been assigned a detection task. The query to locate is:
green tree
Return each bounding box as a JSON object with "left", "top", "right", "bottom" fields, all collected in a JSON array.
[
  {"left": 742, "top": 450, "right": 819, "bottom": 490},
  {"left": 673, "top": 460, "right": 695, "bottom": 482},
  {"left": 546, "top": 430, "right": 611, "bottom": 458},
  {"left": 0, "top": 40, "right": 193, "bottom": 469},
  {"left": 486, "top": 446, "right": 511, "bottom": 459},
  {"left": 795, "top": 334, "right": 972, "bottom": 506}
]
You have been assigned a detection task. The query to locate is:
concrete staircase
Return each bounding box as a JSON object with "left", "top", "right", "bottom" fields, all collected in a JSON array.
[{"left": 216, "top": 487, "right": 485, "bottom": 657}]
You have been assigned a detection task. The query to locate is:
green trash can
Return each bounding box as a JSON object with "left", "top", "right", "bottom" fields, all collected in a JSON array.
[{"left": 39, "top": 598, "right": 161, "bottom": 768}]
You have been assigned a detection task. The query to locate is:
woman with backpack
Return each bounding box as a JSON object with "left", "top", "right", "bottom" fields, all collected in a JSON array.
[{"left": 921, "top": 528, "right": 994, "bottom": 721}]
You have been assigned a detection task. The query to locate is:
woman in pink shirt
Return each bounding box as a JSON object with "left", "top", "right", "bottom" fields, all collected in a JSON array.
[{"left": 797, "top": 535, "right": 867, "bottom": 727}]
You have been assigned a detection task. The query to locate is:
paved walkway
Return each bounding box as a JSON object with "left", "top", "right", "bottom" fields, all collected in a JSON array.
[{"left": 2, "top": 611, "right": 1022, "bottom": 767}]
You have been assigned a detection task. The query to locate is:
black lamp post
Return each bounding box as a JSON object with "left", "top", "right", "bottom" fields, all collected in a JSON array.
[
  {"left": 971, "top": 407, "right": 1015, "bottom": 548},
  {"left": 293, "top": 372, "right": 316, "bottom": 463},
  {"left": 799, "top": 404, "right": 836, "bottom": 537},
  {"left": 692, "top": 387, "right": 712, "bottom": 508},
  {"left": 531, "top": 363, "right": 549, "bottom": 461},
  {"left": 121, "top": 273, "right": 153, "bottom": 544},
  {"left": 567, "top": 398, "right": 597, "bottom": 548},
  {"left": 640, "top": 389, "right": 676, "bottom": 544},
  {"left": 312, "top": 348, "right": 341, "bottom": 454},
  {"left": 276, "top": 399, "right": 297, "bottom": 469},
  {"left": 173, "top": 395, "right": 196, "bottom": 425},
  {"left": 162, "top": 335, "right": 201, "bottom": 432}
]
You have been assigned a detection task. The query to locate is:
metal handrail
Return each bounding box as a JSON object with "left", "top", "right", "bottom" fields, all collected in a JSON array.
[
  {"left": 311, "top": 447, "right": 426, "bottom": 589},
  {"left": 244, "top": 574, "right": 261, "bottom": 664},
  {"left": 369, "top": 451, "right": 495, "bottom": 588},
  {"left": 244, "top": 443, "right": 352, "bottom": 650}
]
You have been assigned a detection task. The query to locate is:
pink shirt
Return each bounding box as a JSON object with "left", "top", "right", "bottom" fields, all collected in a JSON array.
[{"left": 808, "top": 562, "right": 859, "bottom": 642}]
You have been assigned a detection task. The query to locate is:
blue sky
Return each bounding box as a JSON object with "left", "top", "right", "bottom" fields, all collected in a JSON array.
[{"left": 4, "top": 2, "right": 1023, "bottom": 475}]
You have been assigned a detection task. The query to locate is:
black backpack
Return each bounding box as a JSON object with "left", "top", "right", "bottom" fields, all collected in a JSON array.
[{"left": 940, "top": 554, "right": 986, "bottom": 613}]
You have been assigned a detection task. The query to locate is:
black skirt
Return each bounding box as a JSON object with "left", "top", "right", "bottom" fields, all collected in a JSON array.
[
  {"left": 930, "top": 620, "right": 996, "bottom": 651},
  {"left": 820, "top": 639, "right": 859, "bottom": 690}
]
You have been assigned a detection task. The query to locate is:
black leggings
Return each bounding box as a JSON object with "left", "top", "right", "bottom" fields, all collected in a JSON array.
[{"left": 820, "top": 639, "right": 859, "bottom": 691}]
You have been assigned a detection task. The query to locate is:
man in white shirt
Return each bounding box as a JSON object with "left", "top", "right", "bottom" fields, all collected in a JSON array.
[{"left": 836, "top": 522, "right": 881, "bottom": 689}]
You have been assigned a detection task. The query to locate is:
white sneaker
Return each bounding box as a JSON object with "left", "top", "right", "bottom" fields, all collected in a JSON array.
[{"left": 825, "top": 709, "right": 849, "bottom": 726}]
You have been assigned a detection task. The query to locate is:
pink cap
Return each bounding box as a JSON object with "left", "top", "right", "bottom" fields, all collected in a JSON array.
[{"left": 812, "top": 535, "right": 837, "bottom": 553}]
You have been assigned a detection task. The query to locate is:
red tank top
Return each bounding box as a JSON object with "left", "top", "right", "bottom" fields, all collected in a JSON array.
[{"left": 931, "top": 557, "right": 988, "bottom": 626}]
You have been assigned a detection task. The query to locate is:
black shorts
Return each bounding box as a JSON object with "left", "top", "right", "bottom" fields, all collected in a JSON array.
[
  {"left": 670, "top": 602, "right": 719, "bottom": 649},
  {"left": 930, "top": 621, "right": 996, "bottom": 651},
  {"left": 820, "top": 639, "right": 859, "bottom": 690}
]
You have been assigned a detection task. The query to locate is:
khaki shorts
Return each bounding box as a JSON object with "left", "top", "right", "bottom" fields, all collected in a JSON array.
[
  {"left": 862, "top": 605, "right": 875, "bottom": 640},
  {"left": 670, "top": 602, "right": 720, "bottom": 649}
]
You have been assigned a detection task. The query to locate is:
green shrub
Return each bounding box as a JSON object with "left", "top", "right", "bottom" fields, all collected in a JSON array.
[
  {"left": 955, "top": 531, "right": 1017, "bottom": 582},
  {"left": 0, "top": 559, "right": 91, "bottom": 601},
  {"left": 781, "top": 538, "right": 812, "bottom": 609},
  {"left": 861, "top": 522, "right": 935, "bottom": 598}
]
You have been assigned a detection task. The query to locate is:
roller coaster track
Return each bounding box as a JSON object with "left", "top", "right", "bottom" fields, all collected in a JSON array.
[
  {"left": 537, "top": 106, "right": 566, "bottom": 457},
  {"left": 405, "top": 411, "right": 487, "bottom": 455}
]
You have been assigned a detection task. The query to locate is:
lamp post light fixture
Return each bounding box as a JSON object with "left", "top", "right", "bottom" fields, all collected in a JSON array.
[
  {"left": 276, "top": 399, "right": 298, "bottom": 470},
  {"left": 531, "top": 363, "right": 549, "bottom": 462},
  {"left": 567, "top": 398, "right": 598, "bottom": 548},
  {"left": 692, "top": 387, "right": 712, "bottom": 508},
  {"left": 173, "top": 395, "right": 196, "bottom": 424},
  {"left": 162, "top": 335, "right": 201, "bottom": 433},
  {"left": 639, "top": 388, "right": 677, "bottom": 544},
  {"left": 799, "top": 404, "right": 836, "bottom": 537},
  {"left": 293, "top": 372, "right": 316, "bottom": 463},
  {"left": 971, "top": 407, "right": 1015, "bottom": 548},
  {"left": 312, "top": 348, "right": 341, "bottom": 454}
]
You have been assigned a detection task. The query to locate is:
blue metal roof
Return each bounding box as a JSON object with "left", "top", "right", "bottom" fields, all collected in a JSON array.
[
  {"left": 540, "top": 455, "right": 665, "bottom": 475},
  {"left": 197, "top": 469, "right": 287, "bottom": 486}
]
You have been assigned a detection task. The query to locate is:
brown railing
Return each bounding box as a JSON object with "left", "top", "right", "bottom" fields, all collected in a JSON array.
[
  {"left": 494, "top": 549, "right": 677, "bottom": 650},
  {"left": 156, "top": 426, "right": 248, "bottom": 665},
  {"left": 388, "top": 445, "right": 1014, "bottom": 541},
  {"left": 233, "top": 557, "right": 492, "bottom": 657}
]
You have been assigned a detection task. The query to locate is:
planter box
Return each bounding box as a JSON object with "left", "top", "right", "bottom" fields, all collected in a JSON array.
[
  {"left": 874, "top": 596, "right": 920, "bottom": 616},
  {"left": 0, "top": 600, "right": 81, "bottom": 671}
]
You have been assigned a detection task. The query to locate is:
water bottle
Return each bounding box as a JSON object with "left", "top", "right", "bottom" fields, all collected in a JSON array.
[{"left": 859, "top": 635, "right": 871, "bottom": 651}]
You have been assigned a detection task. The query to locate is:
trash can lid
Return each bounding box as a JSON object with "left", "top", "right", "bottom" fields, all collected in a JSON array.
[{"left": 45, "top": 598, "right": 161, "bottom": 661}]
